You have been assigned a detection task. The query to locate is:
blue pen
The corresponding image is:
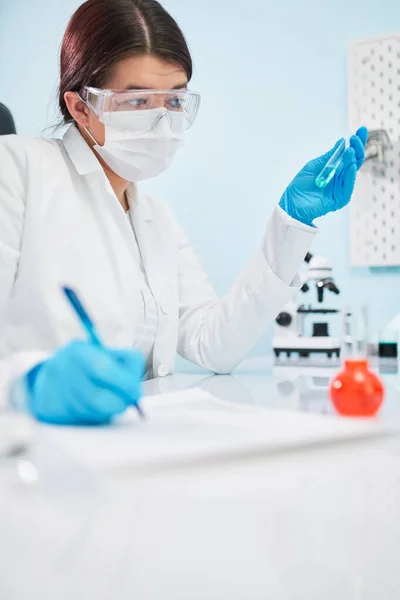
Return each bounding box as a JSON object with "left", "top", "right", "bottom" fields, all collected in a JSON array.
[{"left": 62, "top": 286, "right": 145, "bottom": 419}]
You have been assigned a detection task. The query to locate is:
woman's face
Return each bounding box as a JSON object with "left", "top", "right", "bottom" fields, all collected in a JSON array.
[{"left": 65, "top": 54, "right": 188, "bottom": 146}]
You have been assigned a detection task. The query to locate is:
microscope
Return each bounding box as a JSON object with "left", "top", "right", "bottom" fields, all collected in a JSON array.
[{"left": 273, "top": 252, "right": 341, "bottom": 359}]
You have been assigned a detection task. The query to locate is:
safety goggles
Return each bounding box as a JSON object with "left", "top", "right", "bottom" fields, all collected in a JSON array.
[{"left": 80, "top": 86, "right": 201, "bottom": 133}]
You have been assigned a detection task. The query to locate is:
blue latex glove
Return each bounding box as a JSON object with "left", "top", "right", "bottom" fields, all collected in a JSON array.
[
  {"left": 26, "top": 341, "right": 145, "bottom": 425},
  {"left": 279, "top": 127, "right": 368, "bottom": 226}
]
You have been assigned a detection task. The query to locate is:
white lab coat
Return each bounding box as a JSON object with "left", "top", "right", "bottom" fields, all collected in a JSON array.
[{"left": 0, "top": 125, "right": 316, "bottom": 400}]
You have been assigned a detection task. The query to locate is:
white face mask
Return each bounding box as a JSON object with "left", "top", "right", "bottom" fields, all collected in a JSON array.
[{"left": 85, "top": 108, "right": 185, "bottom": 182}]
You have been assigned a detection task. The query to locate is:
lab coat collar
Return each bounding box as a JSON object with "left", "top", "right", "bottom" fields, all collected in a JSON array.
[
  {"left": 62, "top": 123, "right": 153, "bottom": 222},
  {"left": 62, "top": 123, "right": 103, "bottom": 176}
]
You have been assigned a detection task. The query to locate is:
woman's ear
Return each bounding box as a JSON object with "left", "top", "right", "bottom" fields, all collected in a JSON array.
[{"left": 64, "top": 92, "right": 90, "bottom": 127}]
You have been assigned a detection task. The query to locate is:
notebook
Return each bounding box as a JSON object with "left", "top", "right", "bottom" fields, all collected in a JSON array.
[{"left": 39, "top": 388, "right": 394, "bottom": 472}]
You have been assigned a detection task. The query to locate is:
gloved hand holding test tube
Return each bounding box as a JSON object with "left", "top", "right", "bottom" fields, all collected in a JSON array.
[{"left": 279, "top": 127, "right": 368, "bottom": 226}]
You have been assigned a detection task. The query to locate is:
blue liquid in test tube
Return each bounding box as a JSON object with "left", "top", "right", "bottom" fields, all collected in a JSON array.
[{"left": 315, "top": 139, "right": 346, "bottom": 189}]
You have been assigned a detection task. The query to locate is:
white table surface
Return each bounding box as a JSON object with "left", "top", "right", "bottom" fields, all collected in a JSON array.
[{"left": 1, "top": 357, "right": 400, "bottom": 600}]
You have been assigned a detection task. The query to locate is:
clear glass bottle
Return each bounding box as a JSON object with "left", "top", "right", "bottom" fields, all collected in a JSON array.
[{"left": 341, "top": 304, "right": 369, "bottom": 360}]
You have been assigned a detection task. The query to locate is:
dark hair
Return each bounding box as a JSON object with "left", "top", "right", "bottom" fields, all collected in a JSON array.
[{"left": 59, "top": 0, "right": 193, "bottom": 123}]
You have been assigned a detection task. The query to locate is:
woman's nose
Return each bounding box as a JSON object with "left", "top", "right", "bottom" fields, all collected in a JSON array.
[{"left": 152, "top": 95, "right": 166, "bottom": 109}]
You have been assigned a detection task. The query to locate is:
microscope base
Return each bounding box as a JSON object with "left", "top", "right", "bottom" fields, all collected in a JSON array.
[{"left": 273, "top": 336, "right": 341, "bottom": 359}]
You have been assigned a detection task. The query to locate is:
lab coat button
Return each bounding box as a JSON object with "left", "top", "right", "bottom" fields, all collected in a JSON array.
[
  {"left": 157, "top": 364, "right": 169, "bottom": 378},
  {"left": 160, "top": 302, "right": 169, "bottom": 314}
]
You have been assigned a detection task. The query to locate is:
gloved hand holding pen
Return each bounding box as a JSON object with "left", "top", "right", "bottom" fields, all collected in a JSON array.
[
  {"left": 279, "top": 127, "right": 368, "bottom": 226},
  {"left": 24, "top": 286, "right": 145, "bottom": 426},
  {"left": 26, "top": 342, "right": 145, "bottom": 425}
]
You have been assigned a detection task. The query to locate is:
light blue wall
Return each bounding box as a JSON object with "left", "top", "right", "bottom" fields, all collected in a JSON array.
[{"left": 1, "top": 0, "right": 399, "bottom": 356}]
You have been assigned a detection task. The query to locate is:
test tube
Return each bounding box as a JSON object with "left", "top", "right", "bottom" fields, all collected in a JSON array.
[{"left": 315, "top": 139, "right": 346, "bottom": 189}]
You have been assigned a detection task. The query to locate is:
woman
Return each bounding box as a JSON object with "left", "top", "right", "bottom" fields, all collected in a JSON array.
[{"left": 0, "top": 0, "right": 367, "bottom": 425}]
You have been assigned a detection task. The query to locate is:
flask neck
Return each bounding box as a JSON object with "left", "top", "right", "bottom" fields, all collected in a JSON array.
[{"left": 344, "top": 358, "right": 369, "bottom": 370}]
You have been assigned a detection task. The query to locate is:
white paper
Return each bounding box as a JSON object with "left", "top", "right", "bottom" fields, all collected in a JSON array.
[{"left": 39, "top": 388, "right": 393, "bottom": 472}]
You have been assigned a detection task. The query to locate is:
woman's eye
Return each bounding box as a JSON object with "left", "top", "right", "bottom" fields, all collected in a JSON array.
[
  {"left": 127, "top": 98, "right": 148, "bottom": 109},
  {"left": 116, "top": 98, "right": 148, "bottom": 110},
  {"left": 167, "top": 97, "right": 183, "bottom": 110}
]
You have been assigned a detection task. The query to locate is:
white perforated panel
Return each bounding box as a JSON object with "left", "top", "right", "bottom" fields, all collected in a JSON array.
[{"left": 348, "top": 32, "right": 400, "bottom": 267}]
